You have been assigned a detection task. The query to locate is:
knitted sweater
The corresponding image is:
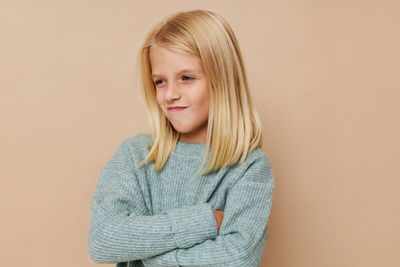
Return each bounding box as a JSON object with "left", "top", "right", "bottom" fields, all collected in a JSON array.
[{"left": 88, "top": 133, "right": 274, "bottom": 267}]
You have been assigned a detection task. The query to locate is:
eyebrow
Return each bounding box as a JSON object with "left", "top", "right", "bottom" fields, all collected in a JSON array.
[{"left": 151, "top": 68, "right": 200, "bottom": 79}]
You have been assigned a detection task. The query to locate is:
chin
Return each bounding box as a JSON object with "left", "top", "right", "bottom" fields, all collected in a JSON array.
[
  {"left": 172, "top": 126, "right": 193, "bottom": 134},
  {"left": 174, "top": 128, "right": 191, "bottom": 134}
]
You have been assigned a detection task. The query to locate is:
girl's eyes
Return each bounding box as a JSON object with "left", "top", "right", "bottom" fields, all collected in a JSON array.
[
  {"left": 154, "top": 80, "right": 163, "bottom": 85},
  {"left": 154, "top": 75, "right": 194, "bottom": 86},
  {"left": 182, "top": 75, "right": 194, "bottom": 81}
]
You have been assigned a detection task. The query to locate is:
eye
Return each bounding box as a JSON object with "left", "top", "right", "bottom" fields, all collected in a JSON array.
[
  {"left": 182, "top": 75, "right": 194, "bottom": 81},
  {"left": 154, "top": 79, "right": 164, "bottom": 85}
]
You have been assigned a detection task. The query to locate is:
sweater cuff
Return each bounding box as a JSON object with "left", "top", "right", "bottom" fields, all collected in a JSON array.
[{"left": 166, "top": 202, "right": 218, "bottom": 248}]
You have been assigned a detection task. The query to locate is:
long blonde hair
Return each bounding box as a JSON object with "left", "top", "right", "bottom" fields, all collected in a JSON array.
[{"left": 136, "top": 9, "right": 263, "bottom": 176}]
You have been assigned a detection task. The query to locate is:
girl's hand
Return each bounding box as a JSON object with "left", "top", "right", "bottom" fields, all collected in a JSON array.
[{"left": 213, "top": 210, "right": 224, "bottom": 232}]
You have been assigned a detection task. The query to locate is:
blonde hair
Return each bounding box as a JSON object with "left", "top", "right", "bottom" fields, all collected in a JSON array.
[{"left": 136, "top": 9, "right": 263, "bottom": 176}]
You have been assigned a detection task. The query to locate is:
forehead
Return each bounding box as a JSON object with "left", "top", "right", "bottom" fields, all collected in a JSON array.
[{"left": 149, "top": 45, "right": 203, "bottom": 77}]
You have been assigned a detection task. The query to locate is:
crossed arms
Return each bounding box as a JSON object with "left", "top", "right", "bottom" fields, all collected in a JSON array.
[{"left": 88, "top": 142, "right": 274, "bottom": 266}]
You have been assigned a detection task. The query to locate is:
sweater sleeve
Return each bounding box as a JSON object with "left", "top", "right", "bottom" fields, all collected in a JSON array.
[
  {"left": 142, "top": 154, "right": 274, "bottom": 267},
  {"left": 88, "top": 139, "right": 218, "bottom": 264}
]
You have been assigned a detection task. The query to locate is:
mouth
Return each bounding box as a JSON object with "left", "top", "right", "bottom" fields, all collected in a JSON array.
[{"left": 168, "top": 107, "right": 188, "bottom": 112}]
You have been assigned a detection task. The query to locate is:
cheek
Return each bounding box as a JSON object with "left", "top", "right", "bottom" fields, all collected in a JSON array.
[
  {"left": 198, "top": 90, "right": 210, "bottom": 115},
  {"left": 194, "top": 82, "right": 209, "bottom": 105},
  {"left": 203, "top": 100, "right": 210, "bottom": 116},
  {"left": 155, "top": 91, "right": 163, "bottom": 106},
  {"left": 201, "top": 86, "right": 210, "bottom": 108},
  {"left": 155, "top": 93, "right": 167, "bottom": 114}
]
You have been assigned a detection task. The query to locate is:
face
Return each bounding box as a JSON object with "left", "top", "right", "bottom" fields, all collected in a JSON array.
[{"left": 149, "top": 45, "right": 210, "bottom": 144}]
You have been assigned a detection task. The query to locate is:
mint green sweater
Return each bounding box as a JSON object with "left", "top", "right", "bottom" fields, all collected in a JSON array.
[{"left": 88, "top": 133, "right": 274, "bottom": 267}]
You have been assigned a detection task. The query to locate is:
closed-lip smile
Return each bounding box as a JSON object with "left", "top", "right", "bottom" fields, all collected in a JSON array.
[{"left": 168, "top": 106, "right": 188, "bottom": 110}]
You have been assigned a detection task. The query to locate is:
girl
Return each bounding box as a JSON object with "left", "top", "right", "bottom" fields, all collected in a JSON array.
[{"left": 88, "top": 9, "right": 274, "bottom": 267}]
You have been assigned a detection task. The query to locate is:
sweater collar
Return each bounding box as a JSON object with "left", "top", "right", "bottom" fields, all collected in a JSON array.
[{"left": 171, "top": 140, "right": 210, "bottom": 159}]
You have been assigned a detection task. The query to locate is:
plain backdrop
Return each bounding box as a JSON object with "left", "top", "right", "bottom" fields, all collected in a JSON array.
[{"left": 1, "top": 0, "right": 399, "bottom": 266}]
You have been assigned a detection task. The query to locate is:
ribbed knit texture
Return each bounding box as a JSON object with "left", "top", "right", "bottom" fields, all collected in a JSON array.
[{"left": 88, "top": 133, "right": 274, "bottom": 267}]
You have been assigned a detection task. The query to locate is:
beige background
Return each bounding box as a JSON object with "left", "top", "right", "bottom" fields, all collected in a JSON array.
[{"left": 1, "top": 0, "right": 399, "bottom": 266}]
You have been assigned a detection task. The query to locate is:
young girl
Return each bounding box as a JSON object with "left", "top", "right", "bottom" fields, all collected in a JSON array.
[{"left": 88, "top": 9, "right": 274, "bottom": 267}]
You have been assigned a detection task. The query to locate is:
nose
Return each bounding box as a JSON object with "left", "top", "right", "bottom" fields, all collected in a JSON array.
[{"left": 165, "top": 81, "right": 181, "bottom": 102}]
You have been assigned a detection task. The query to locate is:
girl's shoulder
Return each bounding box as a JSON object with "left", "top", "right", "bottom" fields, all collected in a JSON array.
[
  {"left": 109, "top": 133, "right": 152, "bottom": 164},
  {"left": 122, "top": 133, "right": 153, "bottom": 154},
  {"left": 127, "top": 133, "right": 152, "bottom": 146},
  {"left": 244, "top": 147, "right": 272, "bottom": 168},
  {"left": 233, "top": 147, "right": 273, "bottom": 184}
]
